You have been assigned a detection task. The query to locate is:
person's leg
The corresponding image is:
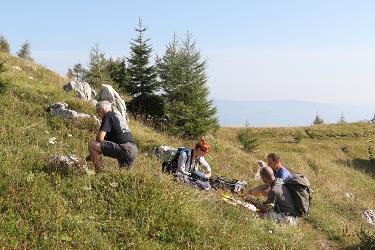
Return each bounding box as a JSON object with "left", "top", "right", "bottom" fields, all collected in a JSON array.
[{"left": 88, "top": 140, "right": 103, "bottom": 172}]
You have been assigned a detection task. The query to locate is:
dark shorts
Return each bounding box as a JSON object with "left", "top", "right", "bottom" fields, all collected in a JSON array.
[{"left": 101, "top": 141, "right": 138, "bottom": 168}]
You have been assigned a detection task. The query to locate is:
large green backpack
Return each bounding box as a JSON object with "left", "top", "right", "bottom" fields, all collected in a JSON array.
[{"left": 284, "top": 173, "right": 312, "bottom": 217}]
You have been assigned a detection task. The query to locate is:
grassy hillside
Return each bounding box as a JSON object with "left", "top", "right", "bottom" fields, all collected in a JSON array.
[{"left": 0, "top": 52, "right": 374, "bottom": 249}]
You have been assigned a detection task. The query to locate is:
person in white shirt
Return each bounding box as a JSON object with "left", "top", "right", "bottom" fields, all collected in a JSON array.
[{"left": 175, "top": 137, "right": 212, "bottom": 190}]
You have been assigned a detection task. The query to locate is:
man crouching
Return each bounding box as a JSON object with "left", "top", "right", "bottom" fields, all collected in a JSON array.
[
  {"left": 244, "top": 166, "right": 297, "bottom": 226},
  {"left": 87, "top": 101, "right": 137, "bottom": 172}
]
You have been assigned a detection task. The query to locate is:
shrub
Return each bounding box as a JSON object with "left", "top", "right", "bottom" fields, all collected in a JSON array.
[
  {"left": 356, "top": 227, "right": 375, "bottom": 249},
  {"left": 0, "top": 35, "right": 10, "bottom": 53},
  {"left": 292, "top": 130, "right": 304, "bottom": 143},
  {"left": 236, "top": 121, "right": 259, "bottom": 152}
]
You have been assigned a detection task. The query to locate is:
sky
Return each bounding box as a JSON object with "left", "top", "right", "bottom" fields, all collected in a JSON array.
[{"left": 2, "top": 0, "right": 375, "bottom": 105}]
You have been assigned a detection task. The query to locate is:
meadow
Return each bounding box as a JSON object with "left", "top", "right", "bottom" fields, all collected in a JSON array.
[{"left": 0, "top": 52, "right": 374, "bottom": 249}]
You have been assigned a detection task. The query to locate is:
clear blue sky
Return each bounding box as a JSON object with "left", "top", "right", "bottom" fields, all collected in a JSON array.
[{"left": 2, "top": 0, "right": 375, "bottom": 104}]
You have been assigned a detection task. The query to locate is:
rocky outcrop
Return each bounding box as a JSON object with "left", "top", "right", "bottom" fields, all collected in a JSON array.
[
  {"left": 95, "top": 84, "right": 129, "bottom": 130},
  {"left": 63, "top": 80, "right": 93, "bottom": 101},
  {"left": 47, "top": 102, "right": 100, "bottom": 124}
]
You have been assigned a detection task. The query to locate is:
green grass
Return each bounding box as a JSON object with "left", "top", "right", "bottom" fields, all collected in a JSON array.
[{"left": 0, "top": 52, "right": 375, "bottom": 249}]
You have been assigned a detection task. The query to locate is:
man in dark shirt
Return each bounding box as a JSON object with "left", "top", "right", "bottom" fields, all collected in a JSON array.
[
  {"left": 87, "top": 101, "right": 137, "bottom": 172},
  {"left": 244, "top": 166, "right": 297, "bottom": 225}
]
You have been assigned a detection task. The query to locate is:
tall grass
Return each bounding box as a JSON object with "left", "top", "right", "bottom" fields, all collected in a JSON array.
[{"left": 0, "top": 52, "right": 374, "bottom": 249}]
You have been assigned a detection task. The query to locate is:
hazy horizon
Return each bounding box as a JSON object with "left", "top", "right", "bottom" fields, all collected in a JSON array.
[{"left": 2, "top": 1, "right": 375, "bottom": 106}]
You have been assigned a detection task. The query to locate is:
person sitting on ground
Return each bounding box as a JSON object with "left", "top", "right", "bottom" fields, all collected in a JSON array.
[
  {"left": 244, "top": 166, "right": 297, "bottom": 225},
  {"left": 86, "top": 101, "right": 137, "bottom": 172},
  {"left": 175, "top": 137, "right": 212, "bottom": 189},
  {"left": 249, "top": 153, "right": 291, "bottom": 197}
]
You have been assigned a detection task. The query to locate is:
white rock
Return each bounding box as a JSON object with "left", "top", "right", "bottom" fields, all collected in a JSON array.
[
  {"left": 345, "top": 192, "right": 354, "bottom": 198},
  {"left": 67, "top": 134, "right": 73, "bottom": 137},
  {"left": 48, "top": 137, "right": 57, "bottom": 145},
  {"left": 12, "top": 66, "right": 22, "bottom": 71},
  {"left": 28, "top": 76, "right": 34, "bottom": 80},
  {"left": 63, "top": 80, "right": 93, "bottom": 101},
  {"left": 48, "top": 154, "right": 89, "bottom": 174},
  {"left": 95, "top": 84, "right": 129, "bottom": 130},
  {"left": 362, "top": 210, "right": 375, "bottom": 225},
  {"left": 47, "top": 102, "right": 100, "bottom": 124}
]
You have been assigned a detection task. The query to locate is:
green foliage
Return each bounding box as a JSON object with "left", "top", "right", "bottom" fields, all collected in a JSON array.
[
  {"left": 86, "top": 44, "right": 111, "bottom": 87},
  {"left": 158, "top": 33, "right": 218, "bottom": 138},
  {"left": 0, "top": 61, "right": 9, "bottom": 94},
  {"left": 236, "top": 121, "right": 259, "bottom": 152},
  {"left": 127, "top": 19, "right": 161, "bottom": 117},
  {"left": 313, "top": 113, "right": 324, "bottom": 125},
  {"left": 356, "top": 227, "right": 375, "bottom": 249},
  {"left": 107, "top": 57, "right": 128, "bottom": 91},
  {"left": 292, "top": 130, "right": 304, "bottom": 143},
  {"left": 338, "top": 113, "right": 346, "bottom": 124},
  {"left": 17, "top": 40, "right": 33, "bottom": 61},
  {"left": 0, "top": 35, "right": 10, "bottom": 53}
]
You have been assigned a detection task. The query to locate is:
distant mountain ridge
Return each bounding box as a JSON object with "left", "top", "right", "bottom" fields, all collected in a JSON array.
[{"left": 214, "top": 100, "right": 375, "bottom": 127}]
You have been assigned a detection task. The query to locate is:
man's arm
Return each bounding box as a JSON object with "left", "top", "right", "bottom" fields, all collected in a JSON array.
[
  {"left": 96, "top": 130, "right": 106, "bottom": 143},
  {"left": 248, "top": 183, "right": 270, "bottom": 197}
]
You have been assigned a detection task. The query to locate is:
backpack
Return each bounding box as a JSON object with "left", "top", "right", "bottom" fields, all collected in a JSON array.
[
  {"left": 162, "top": 147, "right": 190, "bottom": 174},
  {"left": 209, "top": 176, "right": 247, "bottom": 193},
  {"left": 284, "top": 173, "right": 312, "bottom": 217}
]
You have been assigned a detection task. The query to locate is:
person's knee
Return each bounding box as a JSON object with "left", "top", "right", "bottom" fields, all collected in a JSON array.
[{"left": 89, "top": 141, "right": 101, "bottom": 153}]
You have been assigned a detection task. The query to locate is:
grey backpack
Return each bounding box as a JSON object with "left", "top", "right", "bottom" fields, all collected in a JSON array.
[{"left": 284, "top": 173, "right": 312, "bottom": 217}]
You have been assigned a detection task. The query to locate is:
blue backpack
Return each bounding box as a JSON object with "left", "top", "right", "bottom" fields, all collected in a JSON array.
[{"left": 162, "top": 147, "right": 190, "bottom": 174}]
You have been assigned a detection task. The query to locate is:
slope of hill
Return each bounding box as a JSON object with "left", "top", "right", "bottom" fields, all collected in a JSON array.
[{"left": 0, "top": 52, "right": 374, "bottom": 249}]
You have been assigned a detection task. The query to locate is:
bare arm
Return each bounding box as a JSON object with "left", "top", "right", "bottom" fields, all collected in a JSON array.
[
  {"left": 96, "top": 130, "right": 106, "bottom": 143},
  {"left": 248, "top": 183, "right": 270, "bottom": 197}
]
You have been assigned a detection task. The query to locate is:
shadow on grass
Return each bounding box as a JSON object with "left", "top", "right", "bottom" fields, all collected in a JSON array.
[{"left": 351, "top": 158, "right": 375, "bottom": 179}]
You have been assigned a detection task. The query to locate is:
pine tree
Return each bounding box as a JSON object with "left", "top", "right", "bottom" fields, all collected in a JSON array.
[
  {"left": 338, "top": 113, "right": 346, "bottom": 124},
  {"left": 313, "top": 113, "right": 324, "bottom": 125},
  {"left": 72, "top": 63, "right": 87, "bottom": 82},
  {"left": 157, "top": 34, "right": 182, "bottom": 102},
  {"left": 371, "top": 113, "right": 375, "bottom": 124},
  {"left": 236, "top": 121, "right": 259, "bottom": 152},
  {"left": 159, "top": 32, "right": 218, "bottom": 138},
  {"left": 17, "top": 41, "right": 33, "bottom": 61},
  {"left": 0, "top": 35, "right": 10, "bottom": 53},
  {"left": 127, "top": 19, "right": 163, "bottom": 117},
  {"left": 66, "top": 68, "right": 74, "bottom": 80},
  {"left": 107, "top": 57, "right": 129, "bottom": 92},
  {"left": 86, "top": 44, "right": 110, "bottom": 87}
]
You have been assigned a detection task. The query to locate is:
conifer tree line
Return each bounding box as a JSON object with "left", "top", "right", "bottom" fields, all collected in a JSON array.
[{"left": 66, "top": 20, "right": 219, "bottom": 138}]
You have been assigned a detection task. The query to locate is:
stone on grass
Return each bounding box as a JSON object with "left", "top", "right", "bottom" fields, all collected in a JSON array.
[
  {"left": 47, "top": 102, "right": 100, "bottom": 124},
  {"left": 345, "top": 192, "right": 354, "bottom": 198},
  {"left": 48, "top": 137, "right": 57, "bottom": 145},
  {"left": 48, "top": 154, "right": 89, "bottom": 175},
  {"left": 362, "top": 210, "right": 375, "bottom": 225},
  {"left": 63, "top": 80, "right": 93, "bottom": 101},
  {"left": 95, "top": 84, "right": 129, "bottom": 130}
]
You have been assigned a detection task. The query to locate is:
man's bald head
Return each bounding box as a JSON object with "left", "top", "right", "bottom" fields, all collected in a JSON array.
[{"left": 260, "top": 166, "right": 276, "bottom": 184}]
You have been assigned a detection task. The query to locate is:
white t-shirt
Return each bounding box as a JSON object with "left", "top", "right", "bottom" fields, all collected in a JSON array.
[{"left": 177, "top": 149, "right": 211, "bottom": 175}]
